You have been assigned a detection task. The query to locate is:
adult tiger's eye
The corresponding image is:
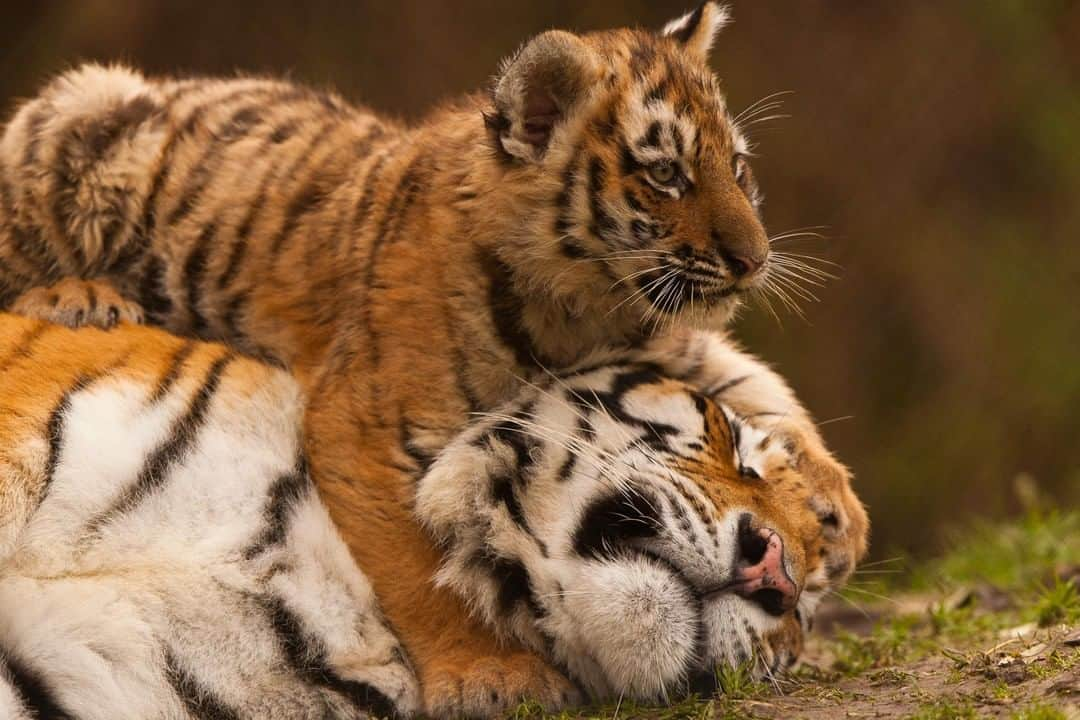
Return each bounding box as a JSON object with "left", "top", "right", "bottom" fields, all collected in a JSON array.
[{"left": 649, "top": 162, "right": 676, "bottom": 184}]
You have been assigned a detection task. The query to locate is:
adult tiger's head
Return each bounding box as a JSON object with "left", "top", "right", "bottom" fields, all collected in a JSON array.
[
  {"left": 483, "top": 2, "right": 770, "bottom": 332},
  {"left": 416, "top": 360, "right": 868, "bottom": 701}
]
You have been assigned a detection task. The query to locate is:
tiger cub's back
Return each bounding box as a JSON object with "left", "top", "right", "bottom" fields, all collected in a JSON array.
[{"left": 0, "top": 315, "right": 417, "bottom": 719}]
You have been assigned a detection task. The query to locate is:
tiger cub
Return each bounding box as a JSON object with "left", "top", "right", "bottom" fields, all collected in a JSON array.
[
  {"left": 0, "top": 314, "right": 867, "bottom": 718},
  {"left": 0, "top": 3, "right": 832, "bottom": 715}
]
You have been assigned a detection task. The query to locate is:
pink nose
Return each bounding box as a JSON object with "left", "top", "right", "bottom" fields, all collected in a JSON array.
[{"left": 733, "top": 527, "right": 798, "bottom": 614}]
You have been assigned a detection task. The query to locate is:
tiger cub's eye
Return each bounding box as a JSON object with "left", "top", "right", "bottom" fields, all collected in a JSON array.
[{"left": 648, "top": 162, "right": 677, "bottom": 185}]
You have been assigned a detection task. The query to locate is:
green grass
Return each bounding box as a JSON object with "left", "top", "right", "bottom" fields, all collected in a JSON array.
[
  {"left": 902, "top": 699, "right": 978, "bottom": 720},
  {"left": 923, "top": 510, "right": 1080, "bottom": 590},
  {"left": 1032, "top": 576, "right": 1080, "bottom": 627},
  {"left": 1008, "top": 706, "right": 1069, "bottom": 720},
  {"left": 830, "top": 614, "right": 927, "bottom": 675}
]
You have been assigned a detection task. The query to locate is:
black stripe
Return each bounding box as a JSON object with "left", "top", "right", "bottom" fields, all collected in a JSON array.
[
  {"left": 267, "top": 122, "right": 341, "bottom": 257},
  {"left": 359, "top": 151, "right": 428, "bottom": 367},
  {"left": 623, "top": 188, "right": 646, "bottom": 214},
  {"left": 351, "top": 153, "right": 389, "bottom": 237},
  {"left": 183, "top": 220, "right": 217, "bottom": 334},
  {"left": 572, "top": 490, "right": 662, "bottom": 560},
  {"left": 0, "top": 646, "right": 75, "bottom": 719},
  {"left": 164, "top": 647, "right": 242, "bottom": 720},
  {"left": 270, "top": 120, "right": 299, "bottom": 144},
  {"left": 491, "top": 472, "right": 529, "bottom": 529},
  {"left": 399, "top": 418, "right": 435, "bottom": 477},
  {"left": 216, "top": 231, "right": 252, "bottom": 292},
  {"left": 350, "top": 141, "right": 400, "bottom": 246},
  {"left": 149, "top": 340, "right": 197, "bottom": 403},
  {"left": 553, "top": 150, "right": 595, "bottom": 260},
  {"left": 41, "top": 375, "right": 96, "bottom": 505},
  {"left": 214, "top": 296, "right": 283, "bottom": 369},
  {"left": 587, "top": 156, "right": 619, "bottom": 243},
  {"left": 471, "top": 549, "right": 544, "bottom": 619},
  {"left": 137, "top": 254, "right": 173, "bottom": 322},
  {"left": 672, "top": 125, "right": 685, "bottom": 156},
  {"left": 645, "top": 73, "right": 672, "bottom": 104},
  {"left": 474, "top": 247, "right": 552, "bottom": 370},
  {"left": 268, "top": 173, "right": 328, "bottom": 257},
  {"left": 219, "top": 292, "right": 247, "bottom": 344},
  {"left": 0, "top": 323, "right": 49, "bottom": 373},
  {"left": 83, "top": 352, "right": 234, "bottom": 535},
  {"left": 449, "top": 340, "right": 482, "bottom": 416},
  {"left": 104, "top": 227, "right": 147, "bottom": 277},
  {"left": 1, "top": 177, "right": 58, "bottom": 276},
  {"left": 140, "top": 86, "right": 272, "bottom": 244},
  {"left": 164, "top": 103, "right": 266, "bottom": 229},
  {"left": 708, "top": 374, "right": 750, "bottom": 397},
  {"left": 83, "top": 94, "right": 160, "bottom": 164},
  {"left": 242, "top": 457, "right": 312, "bottom": 560},
  {"left": 619, "top": 141, "right": 644, "bottom": 176},
  {"left": 215, "top": 120, "right": 335, "bottom": 291},
  {"left": 260, "top": 595, "right": 400, "bottom": 719},
  {"left": 640, "top": 120, "right": 662, "bottom": 149},
  {"left": 555, "top": 411, "right": 594, "bottom": 483}
]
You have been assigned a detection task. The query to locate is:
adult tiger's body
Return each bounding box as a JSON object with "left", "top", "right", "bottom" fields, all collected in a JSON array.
[
  {"left": 0, "top": 315, "right": 866, "bottom": 718},
  {"left": 0, "top": 3, "right": 859, "bottom": 715},
  {"left": 0, "top": 314, "right": 417, "bottom": 720}
]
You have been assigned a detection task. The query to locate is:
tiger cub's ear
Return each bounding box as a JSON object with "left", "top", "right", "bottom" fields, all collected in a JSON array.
[
  {"left": 488, "top": 30, "right": 599, "bottom": 162},
  {"left": 662, "top": 2, "right": 732, "bottom": 63}
]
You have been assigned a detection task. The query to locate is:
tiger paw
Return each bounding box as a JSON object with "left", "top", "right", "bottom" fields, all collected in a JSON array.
[
  {"left": 10, "top": 278, "right": 144, "bottom": 329},
  {"left": 422, "top": 652, "right": 580, "bottom": 719},
  {"left": 329, "top": 651, "right": 421, "bottom": 718}
]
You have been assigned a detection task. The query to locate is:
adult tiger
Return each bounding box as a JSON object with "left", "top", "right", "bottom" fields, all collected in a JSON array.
[
  {"left": 0, "top": 3, "right": 851, "bottom": 715},
  {"left": 0, "top": 314, "right": 866, "bottom": 718}
]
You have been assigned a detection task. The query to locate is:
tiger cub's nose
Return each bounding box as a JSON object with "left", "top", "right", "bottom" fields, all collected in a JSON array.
[{"left": 721, "top": 249, "right": 765, "bottom": 278}]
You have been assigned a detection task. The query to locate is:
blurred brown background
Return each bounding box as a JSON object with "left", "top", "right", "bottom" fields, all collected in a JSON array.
[{"left": 3, "top": 1, "right": 1078, "bottom": 559}]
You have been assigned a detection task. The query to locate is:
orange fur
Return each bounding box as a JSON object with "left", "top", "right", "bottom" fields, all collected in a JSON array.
[{"left": 0, "top": 5, "right": 861, "bottom": 714}]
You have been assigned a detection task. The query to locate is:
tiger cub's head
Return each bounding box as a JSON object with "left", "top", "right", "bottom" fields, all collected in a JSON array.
[
  {"left": 484, "top": 2, "right": 769, "bottom": 331},
  {"left": 416, "top": 362, "right": 868, "bottom": 701}
]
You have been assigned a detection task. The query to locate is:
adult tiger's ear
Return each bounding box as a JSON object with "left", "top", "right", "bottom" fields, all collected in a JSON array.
[
  {"left": 662, "top": 2, "right": 732, "bottom": 63},
  {"left": 488, "top": 30, "right": 600, "bottom": 162}
]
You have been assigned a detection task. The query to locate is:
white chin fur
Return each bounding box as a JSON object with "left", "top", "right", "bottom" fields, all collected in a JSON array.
[{"left": 557, "top": 558, "right": 698, "bottom": 700}]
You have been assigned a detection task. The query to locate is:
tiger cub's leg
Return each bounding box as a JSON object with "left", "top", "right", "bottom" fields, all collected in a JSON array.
[{"left": 10, "top": 278, "right": 143, "bottom": 329}]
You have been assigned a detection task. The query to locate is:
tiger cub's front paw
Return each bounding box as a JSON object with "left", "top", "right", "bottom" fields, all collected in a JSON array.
[
  {"left": 422, "top": 652, "right": 580, "bottom": 719},
  {"left": 11, "top": 278, "right": 144, "bottom": 329}
]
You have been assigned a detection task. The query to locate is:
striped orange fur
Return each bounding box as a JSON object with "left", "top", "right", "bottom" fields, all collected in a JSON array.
[{"left": 0, "top": 4, "right": 860, "bottom": 716}]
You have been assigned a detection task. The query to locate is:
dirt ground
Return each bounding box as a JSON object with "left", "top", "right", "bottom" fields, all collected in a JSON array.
[{"left": 752, "top": 596, "right": 1080, "bottom": 720}]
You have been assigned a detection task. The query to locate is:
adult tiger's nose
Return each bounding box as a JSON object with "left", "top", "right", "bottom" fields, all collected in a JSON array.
[{"left": 734, "top": 519, "right": 798, "bottom": 615}]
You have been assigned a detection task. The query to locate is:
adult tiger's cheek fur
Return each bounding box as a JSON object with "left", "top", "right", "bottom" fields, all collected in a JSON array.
[{"left": 549, "top": 558, "right": 700, "bottom": 699}]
